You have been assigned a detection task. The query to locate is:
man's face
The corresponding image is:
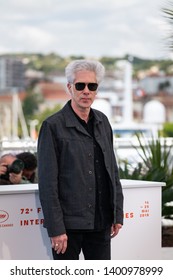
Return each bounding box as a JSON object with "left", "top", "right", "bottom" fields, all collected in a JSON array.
[
  {"left": 22, "top": 169, "right": 35, "bottom": 180},
  {"left": 67, "top": 70, "right": 97, "bottom": 110}
]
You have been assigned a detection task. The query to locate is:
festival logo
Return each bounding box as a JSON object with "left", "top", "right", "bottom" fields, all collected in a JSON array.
[{"left": 0, "top": 210, "right": 9, "bottom": 223}]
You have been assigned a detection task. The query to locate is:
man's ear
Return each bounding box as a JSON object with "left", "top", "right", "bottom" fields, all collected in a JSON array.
[
  {"left": 67, "top": 83, "right": 72, "bottom": 92},
  {"left": 66, "top": 83, "right": 72, "bottom": 97}
]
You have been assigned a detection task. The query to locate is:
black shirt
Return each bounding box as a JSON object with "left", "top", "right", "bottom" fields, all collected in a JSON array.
[{"left": 68, "top": 101, "right": 113, "bottom": 230}]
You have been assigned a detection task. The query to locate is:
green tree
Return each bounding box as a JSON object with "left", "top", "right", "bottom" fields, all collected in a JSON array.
[
  {"left": 162, "top": 122, "right": 173, "bottom": 137},
  {"left": 23, "top": 93, "right": 41, "bottom": 118},
  {"left": 22, "top": 90, "right": 43, "bottom": 134},
  {"left": 33, "top": 104, "right": 62, "bottom": 132}
]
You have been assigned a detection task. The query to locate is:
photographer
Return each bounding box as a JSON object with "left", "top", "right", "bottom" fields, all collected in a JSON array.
[
  {"left": 0, "top": 153, "right": 27, "bottom": 185},
  {"left": 16, "top": 152, "right": 38, "bottom": 183}
]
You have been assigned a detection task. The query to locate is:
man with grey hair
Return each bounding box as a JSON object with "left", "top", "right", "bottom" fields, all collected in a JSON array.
[{"left": 38, "top": 59, "right": 124, "bottom": 260}]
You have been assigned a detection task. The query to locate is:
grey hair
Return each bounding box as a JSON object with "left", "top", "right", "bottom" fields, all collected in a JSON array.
[{"left": 65, "top": 59, "right": 105, "bottom": 84}]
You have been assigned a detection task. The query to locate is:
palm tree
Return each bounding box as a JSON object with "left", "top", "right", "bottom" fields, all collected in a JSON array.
[
  {"left": 162, "top": 1, "right": 173, "bottom": 50},
  {"left": 119, "top": 134, "right": 173, "bottom": 220}
]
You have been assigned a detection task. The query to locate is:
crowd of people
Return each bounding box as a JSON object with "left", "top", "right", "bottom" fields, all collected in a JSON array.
[{"left": 0, "top": 152, "right": 37, "bottom": 185}]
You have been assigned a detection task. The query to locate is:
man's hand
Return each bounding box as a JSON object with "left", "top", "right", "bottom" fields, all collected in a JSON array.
[
  {"left": 0, "top": 164, "right": 7, "bottom": 175},
  {"left": 51, "top": 234, "right": 68, "bottom": 254},
  {"left": 9, "top": 172, "right": 22, "bottom": 184},
  {"left": 111, "top": 223, "right": 122, "bottom": 238}
]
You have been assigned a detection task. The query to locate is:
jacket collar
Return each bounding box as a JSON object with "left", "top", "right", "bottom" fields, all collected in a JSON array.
[{"left": 62, "top": 100, "right": 102, "bottom": 128}]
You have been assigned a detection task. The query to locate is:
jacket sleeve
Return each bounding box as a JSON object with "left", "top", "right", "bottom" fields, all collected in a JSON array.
[
  {"left": 110, "top": 127, "right": 124, "bottom": 225},
  {"left": 37, "top": 121, "right": 66, "bottom": 237},
  {"left": 115, "top": 164, "right": 124, "bottom": 225}
]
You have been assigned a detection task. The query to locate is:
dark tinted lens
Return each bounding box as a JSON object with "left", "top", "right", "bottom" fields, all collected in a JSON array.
[
  {"left": 88, "top": 83, "right": 98, "bottom": 91},
  {"left": 74, "top": 82, "right": 98, "bottom": 91},
  {"left": 75, "top": 83, "right": 85, "bottom": 91}
]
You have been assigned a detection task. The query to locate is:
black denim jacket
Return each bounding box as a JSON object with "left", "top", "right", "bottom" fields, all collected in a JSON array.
[{"left": 38, "top": 101, "right": 124, "bottom": 237}]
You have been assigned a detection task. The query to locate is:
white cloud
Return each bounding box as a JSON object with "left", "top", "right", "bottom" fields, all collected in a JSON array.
[{"left": 0, "top": 0, "right": 170, "bottom": 59}]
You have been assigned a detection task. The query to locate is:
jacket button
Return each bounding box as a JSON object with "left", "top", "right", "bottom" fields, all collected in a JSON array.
[
  {"left": 89, "top": 170, "right": 92, "bottom": 174},
  {"left": 88, "top": 204, "right": 92, "bottom": 208}
]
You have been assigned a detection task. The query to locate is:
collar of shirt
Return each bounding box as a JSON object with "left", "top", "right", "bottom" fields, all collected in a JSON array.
[
  {"left": 68, "top": 100, "right": 94, "bottom": 122},
  {"left": 68, "top": 100, "right": 94, "bottom": 136}
]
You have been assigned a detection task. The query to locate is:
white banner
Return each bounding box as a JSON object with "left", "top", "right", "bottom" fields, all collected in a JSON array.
[{"left": 0, "top": 180, "right": 164, "bottom": 260}]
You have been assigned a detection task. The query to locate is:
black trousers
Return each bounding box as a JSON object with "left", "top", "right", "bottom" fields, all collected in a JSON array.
[{"left": 52, "top": 228, "right": 111, "bottom": 260}]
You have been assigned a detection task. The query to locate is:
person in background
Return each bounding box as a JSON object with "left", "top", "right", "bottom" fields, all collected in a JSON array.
[
  {"left": 0, "top": 178, "right": 11, "bottom": 185},
  {"left": 16, "top": 152, "right": 38, "bottom": 183},
  {"left": 0, "top": 153, "right": 25, "bottom": 185},
  {"left": 38, "top": 59, "right": 124, "bottom": 260}
]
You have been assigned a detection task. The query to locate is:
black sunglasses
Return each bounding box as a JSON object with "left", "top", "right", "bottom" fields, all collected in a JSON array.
[{"left": 74, "top": 82, "right": 98, "bottom": 91}]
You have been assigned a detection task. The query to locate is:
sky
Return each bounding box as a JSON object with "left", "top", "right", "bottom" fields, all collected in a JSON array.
[{"left": 0, "top": 0, "right": 171, "bottom": 60}]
